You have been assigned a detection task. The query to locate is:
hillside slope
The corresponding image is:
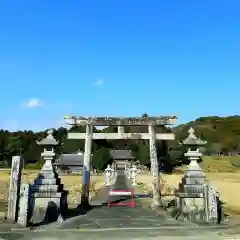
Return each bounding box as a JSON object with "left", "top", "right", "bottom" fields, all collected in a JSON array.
[{"left": 172, "top": 115, "right": 240, "bottom": 151}]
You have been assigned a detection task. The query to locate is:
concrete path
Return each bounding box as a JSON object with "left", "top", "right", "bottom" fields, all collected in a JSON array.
[{"left": 0, "top": 171, "right": 238, "bottom": 239}]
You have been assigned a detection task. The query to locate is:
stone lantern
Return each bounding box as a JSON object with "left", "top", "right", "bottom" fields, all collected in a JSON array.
[
  {"left": 177, "top": 128, "right": 208, "bottom": 222},
  {"left": 36, "top": 129, "right": 59, "bottom": 177},
  {"left": 31, "top": 129, "right": 68, "bottom": 224}
]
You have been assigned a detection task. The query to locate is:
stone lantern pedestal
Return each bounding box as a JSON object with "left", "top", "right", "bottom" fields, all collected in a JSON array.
[{"left": 30, "top": 129, "right": 68, "bottom": 224}]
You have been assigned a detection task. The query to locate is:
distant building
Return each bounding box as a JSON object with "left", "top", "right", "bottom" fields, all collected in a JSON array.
[
  {"left": 54, "top": 150, "right": 84, "bottom": 174},
  {"left": 110, "top": 149, "right": 135, "bottom": 169}
]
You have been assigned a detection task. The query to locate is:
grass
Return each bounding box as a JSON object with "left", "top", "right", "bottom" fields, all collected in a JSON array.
[
  {"left": 175, "top": 156, "right": 240, "bottom": 173},
  {"left": 134, "top": 156, "right": 240, "bottom": 215},
  {"left": 200, "top": 156, "right": 240, "bottom": 172},
  {"left": 0, "top": 169, "right": 106, "bottom": 213},
  {"left": 137, "top": 170, "right": 240, "bottom": 216},
  {"left": 134, "top": 153, "right": 240, "bottom": 216}
]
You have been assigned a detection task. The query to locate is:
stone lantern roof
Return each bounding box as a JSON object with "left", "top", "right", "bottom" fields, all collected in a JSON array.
[
  {"left": 36, "top": 129, "right": 59, "bottom": 146},
  {"left": 182, "top": 127, "right": 207, "bottom": 146}
]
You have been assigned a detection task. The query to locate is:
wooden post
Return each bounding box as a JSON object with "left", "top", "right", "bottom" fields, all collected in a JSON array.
[
  {"left": 7, "top": 155, "right": 23, "bottom": 221},
  {"left": 148, "top": 125, "right": 161, "bottom": 207},
  {"left": 81, "top": 124, "right": 93, "bottom": 207}
]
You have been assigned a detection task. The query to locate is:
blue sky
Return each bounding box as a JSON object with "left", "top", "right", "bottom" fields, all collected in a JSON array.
[{"left": 0, "top": 0, "right": 239, "bottom": 131}]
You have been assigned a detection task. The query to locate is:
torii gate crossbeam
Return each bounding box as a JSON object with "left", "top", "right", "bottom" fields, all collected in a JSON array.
[{"left": 68, "top": 132, "right": 175, "bottom": 140}]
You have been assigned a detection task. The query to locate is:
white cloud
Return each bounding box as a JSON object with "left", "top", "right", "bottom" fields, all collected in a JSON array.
[
  {"left": 94, "top": 79, "right": 104, "bottom": 86},
  {"left": 24, "top": 98, "right": 43, "bottom": 108}
]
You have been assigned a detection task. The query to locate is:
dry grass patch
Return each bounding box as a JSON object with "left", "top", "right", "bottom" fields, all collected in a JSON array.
[
  {"left": 200, "top": 156, "right": 240, "bottom": 173},
  {"left": 137, "top": 172, "right": 240, "bottom": 215},
  {"left": 175, "top": 156, "right": 240, "bottom": 173},
  {"left": 0, "top": 170, "right": 105, "bottom": 211}
]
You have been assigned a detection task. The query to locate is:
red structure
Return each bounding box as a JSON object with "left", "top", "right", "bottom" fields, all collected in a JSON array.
[{"left": 108, "top": 189, "right": 135, "bottom": 208}]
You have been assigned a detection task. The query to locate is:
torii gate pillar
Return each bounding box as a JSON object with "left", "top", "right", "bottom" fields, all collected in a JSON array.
[
  {"left": 149, "top": 124, "right": 161, "bottom": 206},
  {"left": 81, "top": 124, "right": 93, "bottom": 207}
]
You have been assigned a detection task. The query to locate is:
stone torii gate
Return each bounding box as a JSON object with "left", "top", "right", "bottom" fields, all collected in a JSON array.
[{"left": 64, "top": 116, "right": 177, "bottom": 207}]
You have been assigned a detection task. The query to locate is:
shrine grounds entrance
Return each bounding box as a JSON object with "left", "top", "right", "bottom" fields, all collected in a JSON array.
[{"left": 64, "top": 116, "right": 177, "bottom": 207}]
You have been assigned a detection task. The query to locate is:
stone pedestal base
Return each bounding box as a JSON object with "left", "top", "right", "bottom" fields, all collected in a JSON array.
[
  {"left": 30, "top": 191, "right": 68, "bottom": 224},
  {"left": 178, "top": 163, "right": 210, "bottom": 223},
  {"left": 30, "top": 172, "right": 68, "bottom": 225}
]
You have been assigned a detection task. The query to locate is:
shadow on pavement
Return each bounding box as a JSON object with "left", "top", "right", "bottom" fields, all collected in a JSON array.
[
  {"left": 63, "top": 204, "right": 94, "bottom": 220},
  {"left": 94, "top": 193, "right": 152, "bottom": 207},
  {"left": 64, "top": 193, "right": 152, "bottom": 219}
]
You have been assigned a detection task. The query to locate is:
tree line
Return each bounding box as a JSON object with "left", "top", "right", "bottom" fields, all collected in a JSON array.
[
  {"left": 1, "top": 114, "right": 240, "bottom": 171},
  {"left": 0, "top": 125, "right": 183, "bottom": 172}
]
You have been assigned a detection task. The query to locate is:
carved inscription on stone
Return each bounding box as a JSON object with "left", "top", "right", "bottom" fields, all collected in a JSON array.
[{"left": 7, "top": 156, "right": 22, "bottom": 221}]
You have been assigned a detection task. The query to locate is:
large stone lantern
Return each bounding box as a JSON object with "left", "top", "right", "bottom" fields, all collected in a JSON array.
[
  {"left": 30, "top": 129, "right": 68, "bottom": 224},
  {"left": 177, "top": 128, "right": 208, "bottom": 222}
]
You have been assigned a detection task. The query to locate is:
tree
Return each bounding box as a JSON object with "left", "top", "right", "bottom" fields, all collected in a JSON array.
[
  {"left": 63, "top": 139, "right": 85, "bottom": 153},
  {"left": 0, "top": 137, "right": 6, "bottom": 163},
  {"left": 23, "top": 141, "right": 42, "bottom": 165},
  {"left": 91, "top": 147, "right": 111, "bottom": 171},
  {"left": 137, "top": 144, "right": 150, "bottom": 166},
  {"left": 4, "top": 135, "right": 22, "bottom": 166},
  {"left": 54, "top": 127, "right": 68, "bottom": 155}
]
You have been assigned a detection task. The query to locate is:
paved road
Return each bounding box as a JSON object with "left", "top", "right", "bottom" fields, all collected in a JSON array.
[{"left": 0, "top": 171, "right": 237, "bottom": 239}]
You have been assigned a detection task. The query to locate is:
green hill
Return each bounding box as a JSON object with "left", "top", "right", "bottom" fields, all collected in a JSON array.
[{"left": 172, "top": 115, "right": 240, "bottom": 153}]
